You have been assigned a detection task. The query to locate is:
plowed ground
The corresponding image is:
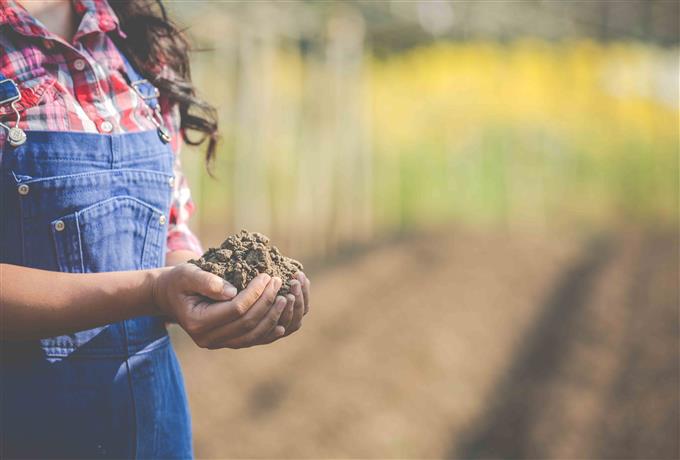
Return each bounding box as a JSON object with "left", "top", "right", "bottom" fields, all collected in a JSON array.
[{"left": 171, "top": 227, "right": 679, "bottom": 459}]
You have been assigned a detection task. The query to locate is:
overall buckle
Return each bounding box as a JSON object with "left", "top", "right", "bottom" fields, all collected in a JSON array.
[
  {"left": 130, "top": 79, "right": 160, "bottom": 102},
  {"left": 0, "top": 79, "right": 22, "bottom": 105},
  {"left": 0, "top": 79, "right": 27, "bottom": 147},
  {"left": 130, "top": 80, "right": 170, "bottom": 144}
]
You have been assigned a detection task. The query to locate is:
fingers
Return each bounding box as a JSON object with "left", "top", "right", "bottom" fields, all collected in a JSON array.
[
  {"left": 277, "top": 294, "right": 295, "bottom": 329},
  {"left": 284, "top": 279, "right": 304, "bottom": 336},
  {"left": 183, "top": 269, "right": 310, "bottom": 350},
  {"left": 198, "top": 276, "right": 281, "bottom": 346},
  {"left": 195, "top": 273, "right": 271, "bottom": 326},
  {"left": 219, "top": 295, "right": 287, "bottom": 349},
  {"left": 184, "top": 264, "right": 237, "bottom": 301},
  {"left": 258, "top": 325, "right": 287, "bottom": 345},
  {"left": 231, "top": 273, "right": 273, "bottom": 316},
  {"left": 298, "top": 272, "right": 310, "bottom": 315}
]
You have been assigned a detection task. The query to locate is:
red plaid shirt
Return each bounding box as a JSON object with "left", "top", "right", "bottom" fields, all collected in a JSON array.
[{"left": 0, "top": 0, "right": 203, "bottom": 256}]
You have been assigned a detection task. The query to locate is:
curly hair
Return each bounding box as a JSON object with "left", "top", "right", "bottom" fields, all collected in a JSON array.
[{"left": 109, "top": 0, "right": 218, "bottom": 165}]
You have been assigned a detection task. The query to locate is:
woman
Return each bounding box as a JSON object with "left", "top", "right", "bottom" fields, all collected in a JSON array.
[{"left": 0, "top": 0, "right": 310, "bottom": 458}]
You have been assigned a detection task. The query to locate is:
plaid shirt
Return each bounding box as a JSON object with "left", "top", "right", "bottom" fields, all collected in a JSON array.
[{"left": 0, "top": 0, "right": 203, "bottom": 256}]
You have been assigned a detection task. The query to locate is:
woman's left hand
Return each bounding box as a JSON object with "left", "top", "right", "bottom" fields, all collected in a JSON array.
[{"left": 274, "top": 271, "right": 310, "bottom": 341}]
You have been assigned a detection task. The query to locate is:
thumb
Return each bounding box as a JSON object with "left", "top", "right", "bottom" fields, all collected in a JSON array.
[{"left": 188, "top": 266, "right": 238, "bottom": 301}]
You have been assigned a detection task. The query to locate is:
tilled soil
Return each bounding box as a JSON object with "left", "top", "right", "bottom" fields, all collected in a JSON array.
[
  {"left": 172, "top": 227, "right": 679, "bottom": 459},
  {"left": 190, "top": 230, "right": 303, "bottom": 296}
]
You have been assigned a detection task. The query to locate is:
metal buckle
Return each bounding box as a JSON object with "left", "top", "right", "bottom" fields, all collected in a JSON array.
[
  {"left": 130, "top": 79, "right": 170, "bottom": 143},
  {"left": 148, "top": 107, "right": 171, "bottom": 143},
  {"left": 130, "top": 79, "right": 160, "bottom": 101},
  {"left": 0, "top": 79, "right": 21, "bottom": 105},
  {"left": 0, "top": 79, "right": 26, "bottom": 147}
]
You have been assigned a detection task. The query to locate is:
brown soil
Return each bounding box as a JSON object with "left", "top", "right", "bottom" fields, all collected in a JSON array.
[
  {"left": 174, "top": 227, "right": 679, "bottom": 459},
  {"left": 189, "top": 230, "right": 303, "bottom": 296}
]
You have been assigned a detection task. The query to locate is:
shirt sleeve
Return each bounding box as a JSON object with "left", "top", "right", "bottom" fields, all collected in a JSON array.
[
  {"left": 166, "top": 159, "right": 204, "bottom": 256},
  {"left": 164, "top": 101, "right": 204, "bottom": 256}
]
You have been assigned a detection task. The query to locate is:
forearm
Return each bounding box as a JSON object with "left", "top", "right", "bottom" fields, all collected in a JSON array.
[
  {"left": 0, "top": 264, "right": 166, "bottom": 341},
  {"left": 166, "top": 250, "right": 201, "bottom": 267}
]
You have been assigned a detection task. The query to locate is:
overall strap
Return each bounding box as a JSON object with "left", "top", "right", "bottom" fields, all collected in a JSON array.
[
  {"left": 119, "top": 54, "right": 161, "bottom": 111},
  {"left": 0, "top": 72, "right": 21, "bottom": 105},
  {"left": 0, "top": 72, "right": 27, "bottom": 146},
  {"left": 115, "top": 46, "right": 171, "bottom": 143}
]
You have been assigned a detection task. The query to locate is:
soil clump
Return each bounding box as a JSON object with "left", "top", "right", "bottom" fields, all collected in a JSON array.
[{"left": 190, "top": 230, "right": 303, "bottom": 296}]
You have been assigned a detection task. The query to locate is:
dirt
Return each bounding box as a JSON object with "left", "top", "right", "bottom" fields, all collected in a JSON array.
[
  {"left": 173, "top": 227, "right": 679, "bottom": 459},
  {"left": 189, "top": 230, "right": 304, "bottom": 296}
]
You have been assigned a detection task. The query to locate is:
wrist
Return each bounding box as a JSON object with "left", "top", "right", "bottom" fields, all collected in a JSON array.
[
  {"left": 166, "top": 250, "right": 201, "bottom": 267},
  {"left": 144, "top": 267, "right": 170, "bottom": 316}
]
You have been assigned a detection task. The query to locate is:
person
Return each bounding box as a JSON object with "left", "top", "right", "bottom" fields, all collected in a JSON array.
[{"left": 0, "top": 0, "right": 311, "bottom": 458}]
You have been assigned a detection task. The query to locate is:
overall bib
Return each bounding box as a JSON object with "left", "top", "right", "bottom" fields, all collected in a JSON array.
[{"left": 0, "top": 58, "right": 192, "bottom": 458}]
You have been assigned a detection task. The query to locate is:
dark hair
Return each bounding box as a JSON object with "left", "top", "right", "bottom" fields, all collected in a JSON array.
[{"left": 109, "top": 0, "right": 218, "bottom": 165}]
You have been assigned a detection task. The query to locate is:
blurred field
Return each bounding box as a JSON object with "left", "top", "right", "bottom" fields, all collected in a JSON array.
[
  {"left": 170, "top": 2, "right": 679, "bottom": 458},
  {"left": 182, "top": 40, "right": 678, "bottom": 258},
  {"left": 172, "top": 226, "right": 678, "bottom": 458}
]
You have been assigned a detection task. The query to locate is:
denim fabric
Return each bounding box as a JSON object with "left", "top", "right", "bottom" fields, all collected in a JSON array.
[{"left": 0, "top": 129, "right": 193, "bottom": 459}]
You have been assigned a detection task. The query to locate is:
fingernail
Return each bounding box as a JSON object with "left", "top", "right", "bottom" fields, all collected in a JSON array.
[
  {"left": 276, "top": 297, "right": 286, "bottom": 312},
  {"left": 223, "top": 285, "right": 237, "bottom": 297},
  {"left": 273, "top": 276, "right": 282, "bottom": 288},
  {"left": 287, "top": 294, "right": 295, "bottom": 303},
  {"left": 261, "top": 273, "right": 271, "bottom": 283},
  {"left": 293, "top": 282, "right": 301, "bottom": 295},
  {"left": 297, "top": 272, "right": 305, "bottom": 282}
]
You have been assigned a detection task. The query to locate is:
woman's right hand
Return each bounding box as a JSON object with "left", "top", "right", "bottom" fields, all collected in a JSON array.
[{"left": 152, "top": 263, "right": 287, "bottom": 349}]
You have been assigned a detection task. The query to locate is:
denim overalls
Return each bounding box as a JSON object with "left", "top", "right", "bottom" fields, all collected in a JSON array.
[{"left": 0, "top": 55, "right": 192, "bottom": 459}]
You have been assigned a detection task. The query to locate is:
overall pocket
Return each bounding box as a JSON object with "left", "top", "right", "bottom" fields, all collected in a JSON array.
[
  {"left": 51, "top": 195, "right": 167, "bottom": 273},
  {"left": 41, "top": 195, "right": 168, "bottom": 358}
]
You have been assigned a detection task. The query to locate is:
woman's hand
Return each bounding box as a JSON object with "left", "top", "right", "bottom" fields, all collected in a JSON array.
[
  {"left": 277, "top": 271, "right": 311, "bottom": 339},
  {"left": 0, "top": 262, "right": 308, "bottom": 343},
  {"left": 152, "top": 263, "right": 288, "bottom": 349}
]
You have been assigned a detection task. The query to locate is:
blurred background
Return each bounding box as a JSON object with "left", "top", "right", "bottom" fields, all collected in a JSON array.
[{"left": 167, "top": 1, "right": 679, "bottom": 458}]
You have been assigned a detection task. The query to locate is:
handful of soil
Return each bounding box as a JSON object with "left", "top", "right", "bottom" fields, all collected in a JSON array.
[{"left": 189, "top": 230, "right": 304, "bottom": 296}]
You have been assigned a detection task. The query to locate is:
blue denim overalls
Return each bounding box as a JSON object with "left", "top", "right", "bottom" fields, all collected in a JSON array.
[{"left": 0, "top": 55, "right": 192, "bottom": 459}]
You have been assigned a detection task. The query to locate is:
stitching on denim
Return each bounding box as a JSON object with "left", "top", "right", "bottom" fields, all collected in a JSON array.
[
  {"left": 18, "top": 183, "right": 26, "bottom": 265},
  {"left": 74, "top": 195, "right": 165, "bottom": 218},
  {"left": 75, "top": 212, "right": 85, "bottom": 273},
  {"left": 9, "top": 149, "right": 163, "bottom": 160},
  {"left": 50, "top": 215, "right": 65, "bottom": 272},
  {"left": 40, "top": 335, "right": 170, "bottom": 358},
  {"left": 22, "top": 168, "right": 172, "bottom": 186},
  {"left": 121, "top": 319, "right": 138, "bottom": 458},
  {"left": 140, "top": 205, "right": 154, "bottom": 269}
]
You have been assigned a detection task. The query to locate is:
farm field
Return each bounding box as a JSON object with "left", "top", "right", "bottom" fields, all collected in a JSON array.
[
  {"left": 183, "top": 41, "right": 679, "bottom": 259},
  {"left": 172, "top": 226, "right": 679, "bottom": 459}
]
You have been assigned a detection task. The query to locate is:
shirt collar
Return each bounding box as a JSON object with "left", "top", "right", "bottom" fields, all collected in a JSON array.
[{"left": 0, "top": 0, "right": 125, "bottom": 42}]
